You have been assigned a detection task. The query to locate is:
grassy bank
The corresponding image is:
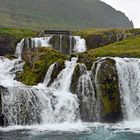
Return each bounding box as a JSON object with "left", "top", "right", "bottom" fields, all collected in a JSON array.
[
  {"left": 78, "top": 35, "right": 140, "bottom": 69},
  {"left": 0, "top": 28, "right": 38, "bottom": 40}
]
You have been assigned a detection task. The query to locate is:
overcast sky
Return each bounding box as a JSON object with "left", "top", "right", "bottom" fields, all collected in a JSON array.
[{"left": 101, "top": 0, "right": 139, "bottom": 28}]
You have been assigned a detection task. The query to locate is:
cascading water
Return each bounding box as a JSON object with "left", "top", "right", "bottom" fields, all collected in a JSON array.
[
  {"left": 115, "top": 57, "right": 140, "bottom": 121},
  {"left": 15, "top": 35, "right": 87, "bottom": 59},
  {"left": 77, "top": 63, "right": 98, "bottom": 121},
  {"left": 59, "top": 35, "right": 63, "bottom": 52},
  {"left": 69, "top": 36, "right": 73, "bottom": 54},
  {"left": 43, "top": 63, "right": 56, "bottom": 87},
  {"left": 0, "top": 34, "right": 88, "bottom": 126},
  {"left": 0, "top": 53, "right": 79, "bottom": 126},
  {"left": 15, "top": 36, "right": 53, "bottom": 59},
  {"left": 73, "top": 36, "right": 87, "bottom": 53},
  {"left": 1, "top": 32, "right": 140, "bottom": 139}
]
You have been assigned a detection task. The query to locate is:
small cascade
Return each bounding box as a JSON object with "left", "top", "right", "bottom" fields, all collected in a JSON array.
[
  {"left": 115, "top": 58, "right": 140, "bottom": 121},
  {"left": 0, "top": 57, "right": 24, "bottom": 87},
  {"left": 59, "top": 35, "right": 63, "bottom": 52},
  {"left": 15, "top": 35, "right": 87, "bottom": 59},
  {"left": 40, "top": 57, "right": 79, "bottom": 123},
  {"left": 31, "top": 36, "right": 52, "bottom": 48},
  {"left": 51, "top": 57, "right": 78, "bottom": 92},
  {"left": 15, "top": 39, "right": 24, "bottom": 60},
  {"left": 15, "top": 36, "right": 52, "bottom": 59},
  {"left": 77, "top": 63, "right": 97, "bottom": 121},
  {"left": 73, "top": 36, "right": 87, "bottom": 53},
  {"left": 43, "top": 63, "right": 56, "bottom": 87},
  {"left": 69, "top": 36, "right": 73, "bottom": 54}
]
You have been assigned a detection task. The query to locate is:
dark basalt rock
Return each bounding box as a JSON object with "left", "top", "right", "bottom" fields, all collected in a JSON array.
[
  {"left": 81, "top": 30, "right": 132, "bottom": 50},
  {"left": 49, "top": 35, "right": 76, "bottom": 55},
  {"left": 93, "top": 58, "right": 123, "bottom": 123},
  {"left": 46, "top": 62, "right": 65, "bottom": 87},
  {"left": 0, "top": 35, "right": 17, "bottom": 56},
  {"left": 0, "top": 86, "right": 8, "bottom": 126}
]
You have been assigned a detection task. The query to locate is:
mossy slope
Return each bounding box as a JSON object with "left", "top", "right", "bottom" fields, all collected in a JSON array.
[
  {"left": 18, "top": 48, "right": 67, "bottom": 86},
  {"left": 0, "top": 28, "right": 38, "bottom": 40}
]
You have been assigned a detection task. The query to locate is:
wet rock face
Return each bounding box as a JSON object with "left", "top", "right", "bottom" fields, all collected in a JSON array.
[
  {"left": 0, "top": 92, "right": 4, "bottom": 126},
  {"left": 0, "top": 35, "right": 16, "bottom": 56},
  {"left": 0, "top": 86, "right": 7, "bottom": 126},
  {"left": 49, "top": 35, "right": 76, "bottom": 55},
  {"left": 71, "top": 58, "right": 123, "bottom": 123},
  {"left": 70, "top": 64, "right": 81, "bottom": 94},
  {"left": 46, "top": 62, "right": 65, "bottom": 87},
  {"left": 94, "top": 58, "right": 123, "bottom": 123},
  {"left": 71, "top": 63, "right": 97, "bottom": 122},
  {"left": 83, "top": 31, "right": 132, "bottom": 50}
]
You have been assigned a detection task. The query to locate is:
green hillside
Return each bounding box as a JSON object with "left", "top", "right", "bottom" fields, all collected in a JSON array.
[{"left": 0, "top": 0, "right": 133, "bottom": 30}]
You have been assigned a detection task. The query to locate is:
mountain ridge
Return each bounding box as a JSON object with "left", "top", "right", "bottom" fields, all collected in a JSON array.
[{"left": 0, "top": 0, "right": 133, "bottom": 30}]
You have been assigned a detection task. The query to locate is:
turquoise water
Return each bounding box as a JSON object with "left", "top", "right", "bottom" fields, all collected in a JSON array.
[{"left": 0, "top": 122, "right": 140, "bottom": 140}]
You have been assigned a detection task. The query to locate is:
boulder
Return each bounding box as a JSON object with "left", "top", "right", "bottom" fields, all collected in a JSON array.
[
  {"left": 93, "top": 58, "right": 123, "bottom": 122},
  {"left": 71, "top": 58, "right": 123, "bottom": 123}
]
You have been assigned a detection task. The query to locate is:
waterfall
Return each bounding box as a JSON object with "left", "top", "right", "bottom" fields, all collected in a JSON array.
[
  {"left": 15, "top": 36, "right": 53, "bottom": 59},
  {"left": 115, "top": 58, "right": 140, "bottom": 121},
  {"left": 77, "top": 63, "right": 97, "bottom": 121},
  {"left": 69, "top": 36, "right": 73, "bottom": 54},
  {"left": 15, "top": 35, "right": 87, "bottom": 59},
  {"left": 0, "top": 57, "right": 24, "bottom": 87},
  {"left": 59, "top": 35, "right": 63, "bottom": 52},
  {"left": 43, "top": 63, "right": 56, "bottom": 87},
  {"left": 15, "top": 39, "right": 24, "bottom": 60},
  {"left": 0, "top": 54, "right": 79, "bottom": 125},
  {"left": 73, "top": 36, "right": 87, "bottom": 53}
]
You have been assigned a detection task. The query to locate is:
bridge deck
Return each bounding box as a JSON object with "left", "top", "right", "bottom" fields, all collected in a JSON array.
[{"left": 43, "top": 30, "right": 71, "bottom": 35}]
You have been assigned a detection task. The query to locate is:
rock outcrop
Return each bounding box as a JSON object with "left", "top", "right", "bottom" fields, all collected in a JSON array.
[
  {"left": 17, "top": 47, "right": 67, "bottom": 86},
  {"left": 0, "top": 86, "right": 6, "bottom": 126},
  {"left": 75, "top": 29, "right": 137, "bottom": 50},
  {"left": 49, "top": 35, "right": 76, "bottom": 55},
  {"left": 71, "top": 58, "right": 123, "bottom": 123},
  {"left": 0, "top": 34, "right": 16, "bottom": 56},
  {"left": 93, "top": 58, "right": 123, "bottom": 122}
]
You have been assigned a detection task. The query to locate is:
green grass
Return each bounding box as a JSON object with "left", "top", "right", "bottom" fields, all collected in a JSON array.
[
  {"left": 78, "top": 35, "right": 140, "bottom": 69},
  {"left": 90, "top": 36, "right": 140, "bottom": 57},
  {"left": 0, "top": 28, "right": 38, "bottom": 40},
  {"left": 74, "top": 28, "right": 140, "bottom": 50}
]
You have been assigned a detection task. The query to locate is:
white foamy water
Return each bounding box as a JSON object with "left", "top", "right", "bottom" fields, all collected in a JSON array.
[
  {"left": 0, "top": 57, "right": 24, "bottom": 87},
  {"left": 43, "top": 63, "right": 56, "bottom": 87},
  {"left": 73, "top": 36, "right": 87, "bottom": 53},
  {"left": 115, "top": 58, "right": 140, "bottom": 121},
  {"left": 1, "top": 34, "right": 140, "bottom": 134},
  {"left": 0, "top": 53, "right": 79, "bottom": 126},
  {"left": 15, "top": 36, "right": 52, "bottom": 59},
  {"left": 32, "top": 36, "right": 52, "bottom": 48}
]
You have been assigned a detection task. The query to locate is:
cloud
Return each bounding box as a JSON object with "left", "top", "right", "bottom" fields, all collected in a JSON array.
[{"left": 101, "top": 0, "right": 140, "bottom": 28}]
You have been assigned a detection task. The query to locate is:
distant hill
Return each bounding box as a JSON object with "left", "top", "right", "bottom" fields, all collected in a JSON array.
[{"left": 0, "top": 0, "right": 133, "bottom": 30}]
